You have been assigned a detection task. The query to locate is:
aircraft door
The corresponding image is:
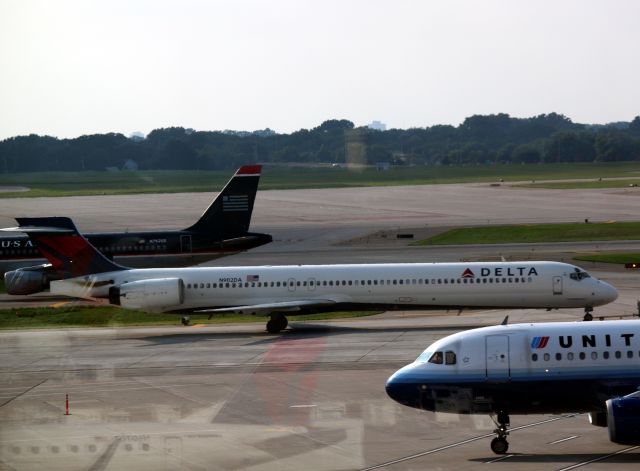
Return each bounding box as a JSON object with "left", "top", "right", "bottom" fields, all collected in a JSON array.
[
  {"left": 552, "top": 276, "right": 563, "bottom": 295},
  {"left": 288, "top": 278, "right": 296, "bottom": 292},
  {"left": 485, "top": 335, "right": 510, "bottom": 381},
  {"left": 307, "top": 278, "right": 317, "bottom": 291},
  {"left": 180, "top": 235, "right": 192, "bottom": 253}
]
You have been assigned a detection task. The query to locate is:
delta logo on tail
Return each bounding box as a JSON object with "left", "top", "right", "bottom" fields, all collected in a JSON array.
[{"left": 461, "top": 268, "right": 475, "bottom": 278}]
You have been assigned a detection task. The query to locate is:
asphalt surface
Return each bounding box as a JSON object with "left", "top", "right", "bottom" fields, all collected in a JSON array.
[{"left": 1, "top": 182, "right": 640, "bottom": 470}]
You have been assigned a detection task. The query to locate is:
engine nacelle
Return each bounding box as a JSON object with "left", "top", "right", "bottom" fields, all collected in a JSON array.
[
  {"left": 607, "top": 391, "right": 640, "bottom": 444},
  {"left": 4, "top": 264, "right": 60, "bottom": 295},
  {"left": 589, "top": 411, "right": 608, "bottom": 427},
  {"left": 110, "top": 278, "right": 184, "bottom": 311}
]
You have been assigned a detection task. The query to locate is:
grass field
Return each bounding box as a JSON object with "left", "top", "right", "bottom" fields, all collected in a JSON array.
[
  {"left": 413, "top": 222, "right": 640, "bottom": 246},
  {"left": 0, "top": 305, "right": 379, "bottom": 330},
  {"left": 1, "top": 162, "right": 640, "bottom": 198}
]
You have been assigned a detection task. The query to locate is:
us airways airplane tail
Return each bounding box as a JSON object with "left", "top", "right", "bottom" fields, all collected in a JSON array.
[
  {"left": 386, "top": 319, "right": 640, "bottom": 454},
  {"left": 5, "top": 217, "right": 618, "bottom": 332},
  {"left": 2, "top": 165, "right": 272, "bottom": 295}
]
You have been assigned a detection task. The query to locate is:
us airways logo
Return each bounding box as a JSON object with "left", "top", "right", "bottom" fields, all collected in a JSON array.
[{"left": 531, "top": 336, "right": 550, "bottom": 349}]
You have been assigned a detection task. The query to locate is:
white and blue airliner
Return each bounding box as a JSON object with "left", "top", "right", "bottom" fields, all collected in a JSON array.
[{"left": 386, "top": 319, "right": 640, "bottom": 454}]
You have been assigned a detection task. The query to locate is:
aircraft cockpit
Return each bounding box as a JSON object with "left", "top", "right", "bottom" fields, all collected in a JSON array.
[
  {"left": 570, "top": 267, "right": 591, "bottom": 281},
  {"left": 417, "top": 350, "right": 457, "bottom": 365}
]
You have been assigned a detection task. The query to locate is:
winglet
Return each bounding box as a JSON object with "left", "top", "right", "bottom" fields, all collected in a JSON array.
[
  {"left": 11, "top": 217, "right": 127, "bottom": 277},
  {"left": 501, "top": 315, "right": 509, "bottom": 326}
]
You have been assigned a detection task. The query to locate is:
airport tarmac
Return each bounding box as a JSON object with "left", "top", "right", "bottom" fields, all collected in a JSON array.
[
  {"left": 1, "top": 183, "right": 640, "bottom": 469},
  {"left": 2, "top": 307, "right": 640, "bottom": 471}
]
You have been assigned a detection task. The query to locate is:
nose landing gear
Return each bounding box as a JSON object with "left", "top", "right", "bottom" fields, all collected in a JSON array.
[
  {"left": 583, "top": 306, "right": 593, "bottom": 322},
  {"left": 490, "top": 411, "right": 510, "bottom": 454}
]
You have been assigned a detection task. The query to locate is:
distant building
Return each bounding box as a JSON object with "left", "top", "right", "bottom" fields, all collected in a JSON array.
[
  {"left": 123, "top": 159, "right": 139, "bottom": 171},
  {"left": 367, "top": 121, "right": 387, "bottom": 131},
  {"left": 128, "top": 131, "right": 146, "bottom": 141}
]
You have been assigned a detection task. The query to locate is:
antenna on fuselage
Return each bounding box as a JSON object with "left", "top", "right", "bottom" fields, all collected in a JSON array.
[{"left": 501, "top": 315, "right": 509, "bottom": 326}]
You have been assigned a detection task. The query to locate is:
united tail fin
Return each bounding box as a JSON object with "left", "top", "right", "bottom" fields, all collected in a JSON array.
[
  {"left": 184, "top": 165, "right": 262, "bottom": 237},
  {"left": 11, "top": 217, "right": 127, "bottom": 277}
]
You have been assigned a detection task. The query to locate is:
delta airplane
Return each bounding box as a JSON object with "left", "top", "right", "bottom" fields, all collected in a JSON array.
[
  {"left": 1, "top": 165, "right": 272, "bottom": 295},
  {"left": 386, "top": 319, "right": 640, "bottom": 454},
  {"left": 5, "top": 217, "right": 617, "bottom": 332}
]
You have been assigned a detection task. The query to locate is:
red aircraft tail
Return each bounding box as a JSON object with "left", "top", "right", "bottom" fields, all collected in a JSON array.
[{"left": 12, "top": 217, "right": 127, "bottom": 278}]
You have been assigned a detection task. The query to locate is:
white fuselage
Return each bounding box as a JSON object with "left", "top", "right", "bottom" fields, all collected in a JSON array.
[
  {"left": 386, "top": 319, "right": 640, "bottom": 415},
  {"left": 51, "top": 261, "right": 617, "bottom": 313}
]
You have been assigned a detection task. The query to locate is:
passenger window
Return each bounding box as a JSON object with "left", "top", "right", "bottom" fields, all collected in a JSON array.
[
  {"left": 532, "top": 353, "right": 538, "bottom": 361},
  {"left": 579, "top": 352, "right": 586, "bottom": 360},
  {"left": 544, "top": 353, "right": 550, "bottom": 361},
  {"left": 615, "top": 351, "right": 621, "bottom": 359},
  {"left": 428, "top": 352, "right": 443, "bottom": 364},
  {"left": 567, "top": 352, "right": 574, "bottom": 360},
  {"left": 628, "top": 351, "right": 634, "bottom": 359},
  {"left": 591, "top": 352, "right": 598, "bottom": 360},
  {"left": 555, "top": 353, "right": 562, "bottom": 361},
  {"left": 603, "top": 351, "right": 609, "bottom": 359}
]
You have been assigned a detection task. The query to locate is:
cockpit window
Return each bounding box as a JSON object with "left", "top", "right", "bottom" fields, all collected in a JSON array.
[
  {"left": 445, "top": 351, "right": 457, "bottom": 365},
  {"left": 570, "top": 268, "right": 591, "bottom": 281},
  {"left": 428, "top": 351, "right": 443, "bottom": 364}
]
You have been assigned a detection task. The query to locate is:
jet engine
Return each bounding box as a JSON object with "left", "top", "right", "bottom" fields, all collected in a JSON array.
[
  {"left": 4, "top": 264, "right": 59, "bottom": 295},
  {"left": 109, "top": 278, "right": 184, "bottom": 311},
  {"left": 606, "top": 391, "right": 640, "bottom": 445}
]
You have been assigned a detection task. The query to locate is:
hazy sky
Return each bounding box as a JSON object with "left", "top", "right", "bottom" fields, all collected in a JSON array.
[{"left": 1, "top": 0, "right": 639, "bottom": 139}]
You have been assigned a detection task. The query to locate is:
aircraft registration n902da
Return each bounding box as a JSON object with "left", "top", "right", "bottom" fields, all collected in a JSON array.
[
  {"left": 386, "top": 319, "right": 640, "bottom": 455},
  {"left": 5, "top": 217, "right": 618, "bottom": 332}
]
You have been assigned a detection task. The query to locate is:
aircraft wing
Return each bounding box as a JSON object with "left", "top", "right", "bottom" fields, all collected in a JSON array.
[{"left": 196, "top": 299, "right": 339, "bottom": 316}]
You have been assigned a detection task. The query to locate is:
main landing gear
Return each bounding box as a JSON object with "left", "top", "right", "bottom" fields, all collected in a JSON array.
[
  {"left": 490, "top": 411, "right": 510, "bottom": 454},
  {"left": 583, "top": 306, "right": 593, "bottom": 322},
  {"left": 181, "top": 316, "right": 191, "bottom": 326},
  {"left": 266, "top": 313, "right": 288, "bottom": 334}
]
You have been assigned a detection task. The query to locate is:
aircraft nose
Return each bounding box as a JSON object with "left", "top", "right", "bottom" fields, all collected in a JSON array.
[
  {"left": 385, "top": 365, "right": 422, "bottom": 407},
  {"left": 385, "top": 375, "right": 412, "bottom": 406},
  {"left": 601, "top": 281, "right": 618, "bottom": 304}
]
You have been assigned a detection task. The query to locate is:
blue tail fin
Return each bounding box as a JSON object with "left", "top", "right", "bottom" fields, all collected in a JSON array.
[{"left": 184, "top": 165, "right": 262, "bottom": 237}]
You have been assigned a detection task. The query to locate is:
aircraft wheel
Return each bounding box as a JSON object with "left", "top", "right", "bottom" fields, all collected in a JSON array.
[
  {"left": 181, "top": 316, "right": 191, "bottom": 326},
  {"left": 266, "top": 319, "right": 281, "bottom": 334},
  {"left": 490, "top": 437, "right": 509, "bottom": 454},
  {"left": 583, "top": 313, "right": 593, "bottom": 321},
  {"left": 280, "top": 316, "right": 289, "bottom": 330}
]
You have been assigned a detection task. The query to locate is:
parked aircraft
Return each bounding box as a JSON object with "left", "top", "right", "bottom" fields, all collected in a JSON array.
[
  {"left": 386, "top": 319, "right": 640, "bottom": 454},
  {"left": 2, "top": 165, "right": 272, "bottom": 295},
  {"left": 5, "top": 217, "right": 617, "bottom": 332}
]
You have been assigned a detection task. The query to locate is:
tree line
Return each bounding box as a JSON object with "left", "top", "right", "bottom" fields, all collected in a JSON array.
[{"left": 1, "top": 113, "right": 639, "bottom": 173}]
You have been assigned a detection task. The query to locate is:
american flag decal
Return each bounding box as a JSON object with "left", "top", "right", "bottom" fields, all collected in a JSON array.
[
  {"left": 223, "top": 195, "right": 249, "bottom": 212},
  {"left": 246, "top": 275, "right": 259, "bottom": 282},
  {"left": 531, "top": 336, "right": 550, "bottom": 349}
]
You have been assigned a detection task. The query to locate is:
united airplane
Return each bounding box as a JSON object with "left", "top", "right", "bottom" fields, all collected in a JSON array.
[
  {"left": 5, "top": 217, "right": 617, "bottom": 331},
  {"left": 1, "top": 165, "right": 272, "bottom": 295},
  {"left": 386, "top": 319, "right": 640, "bottom": 454}
]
